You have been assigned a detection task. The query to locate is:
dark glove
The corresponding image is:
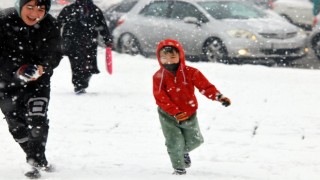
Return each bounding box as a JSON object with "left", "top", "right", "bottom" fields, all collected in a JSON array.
[
  {"left": 174, "top": 112, "right": 189, "bottom": 123},
  {"left": 106, "top": 43, "right": 113, "bottom": 48},
  {"left": 17, "top": 64, "right": 41, "bottom": 82},
  {"left": 217, "top": 94, "right": 231, "bottom": 107}
]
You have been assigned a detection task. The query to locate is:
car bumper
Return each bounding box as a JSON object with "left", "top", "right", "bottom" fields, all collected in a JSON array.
[{"left": 224, "top": 37, "right": 308, "bottom": 59}]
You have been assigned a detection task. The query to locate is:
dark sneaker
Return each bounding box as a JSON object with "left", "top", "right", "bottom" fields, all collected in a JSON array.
[
  {"left": 75, "top": 89, "right": 86, "bottom": 95},
  {"left": 184, "top": 153, "right": 191, "bottom": 168},
  {"left": 25, "top": 167, "right": 41, "bottom": 179},
  {"left": 172, "top": 168, "right": 186, "bottom": 175}
]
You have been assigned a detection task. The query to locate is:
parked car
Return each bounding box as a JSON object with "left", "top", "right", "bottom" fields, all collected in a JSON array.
[
  {"left": 103, "top": 0, "right": 139, "bottom": 33},
  {"left": 113, "top": 0, "right": 308, "bottom": 64},
  {"left": 272, "top": 0, "right": 313, "bottom": 31}
]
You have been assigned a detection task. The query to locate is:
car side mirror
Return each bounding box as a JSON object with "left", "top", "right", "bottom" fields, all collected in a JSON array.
[{"left": 184, "top": 17, "right": 201, "bottom": 26}]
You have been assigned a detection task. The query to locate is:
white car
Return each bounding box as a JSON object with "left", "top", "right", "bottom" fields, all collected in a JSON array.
[
  {"left": 272, "top": 0, "right": 313, "bottom": 31},
  {"left": 113, "top": 0, "right": 308, "bottom": 64}
]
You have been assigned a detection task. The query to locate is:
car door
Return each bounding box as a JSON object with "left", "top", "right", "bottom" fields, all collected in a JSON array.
[
  {"left": 165, "top": 1, "right": 209, "bottom": 56},
  {"left": 136, "top": 0, "right": 172, "bottom": 53}
]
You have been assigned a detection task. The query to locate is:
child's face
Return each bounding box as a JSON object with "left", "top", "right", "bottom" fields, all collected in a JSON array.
[
  {"left": 159, "top": 50, "right": 180, "bottom": 65},
  {"left": 21, "top": 0, "right": 46, "bottom": 26}
]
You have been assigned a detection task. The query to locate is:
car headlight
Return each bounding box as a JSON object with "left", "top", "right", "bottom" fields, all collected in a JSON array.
[
  {"left": 227, "top": 29, "right": 257, "bottom": 41},
  {"left": 297, "top": 28, "right": 307, "bottom": 37}
]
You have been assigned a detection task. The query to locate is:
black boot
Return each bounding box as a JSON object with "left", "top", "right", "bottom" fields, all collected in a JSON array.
[
  {"left": 184, "top": 153, "right": 191, "bottom": 168},
  {"left": 74, "top": 87, "right": 86, "bottom": 94}
]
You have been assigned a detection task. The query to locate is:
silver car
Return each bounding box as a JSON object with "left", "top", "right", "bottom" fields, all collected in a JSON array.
[{"left": 113, "top": 0, "right": 308, "bottom": 64}]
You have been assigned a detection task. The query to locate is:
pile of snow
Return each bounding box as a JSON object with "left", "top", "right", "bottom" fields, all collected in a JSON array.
[{"left": 0, "top": 48, "right": 319, "bottom": 179}]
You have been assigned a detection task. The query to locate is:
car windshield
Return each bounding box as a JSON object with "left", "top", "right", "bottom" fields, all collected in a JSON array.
[
  {"left": 198, "top": 1, "right": 267, "bottom": 19},
  {"left": 110, "top": 1, "right": 138, "bottom": 13}
]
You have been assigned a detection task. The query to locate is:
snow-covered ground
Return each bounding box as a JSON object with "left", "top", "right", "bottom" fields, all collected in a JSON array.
[{"left": 0, "top": 48, "right": 319, "bottom": 179}]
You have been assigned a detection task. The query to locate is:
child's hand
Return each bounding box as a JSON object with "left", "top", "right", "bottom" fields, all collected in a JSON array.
[
  {"left": 175, "top": 112, "right": 189, "bottom": 122},
  {"left": 217, "top": 94, "right": 231, "bottom": 107}
]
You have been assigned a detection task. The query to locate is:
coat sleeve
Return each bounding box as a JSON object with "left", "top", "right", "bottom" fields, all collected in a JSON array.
[
  {"left": 0, "top": 15, "right": 20, "bottom": 83},
  {"left": 94, "top": 5, "right": 113, "bottom": 47},
  {"left": 153, "top": 71, "right": 181, "bottom": 116},
  {"left": 37, "top": 19, "right": 63, "bottom": 76},
  {"left": 192, "top": 68, "right": 221, "bottom": 101},
  {"left": 0, "top": 19, "right": 3, "bottom": 60},
  {"left": 57, "top": 6, "right": 69, "bottom": 27}
]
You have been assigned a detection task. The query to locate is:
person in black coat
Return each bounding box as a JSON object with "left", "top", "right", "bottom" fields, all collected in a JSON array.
[
  {"left": 0, "top": 0, "right": 62, "bottom": 176},
  {"left": 57, "top": 0, "right": 112, "bottom": 94}
]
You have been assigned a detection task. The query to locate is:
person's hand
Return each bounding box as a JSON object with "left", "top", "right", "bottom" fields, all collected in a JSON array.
[
  {"left": 175, "top": 112, "right": 189, "bottom": 123},
  {"left": 217, "top": 94, "right": 231, "bottom": 107},
  {"left": 17, "top": 64, "right": 43, "bottom": 82},
  {"left": 106, "top": 43, "right": 113, "bottom": 48}
]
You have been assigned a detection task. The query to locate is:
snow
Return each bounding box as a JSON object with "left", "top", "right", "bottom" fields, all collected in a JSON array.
[{"left": 0, "top": 48, "right": 320, "bottom": 180}]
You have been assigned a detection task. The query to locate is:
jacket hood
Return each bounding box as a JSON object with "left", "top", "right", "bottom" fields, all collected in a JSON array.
[{"left": 156, "top": 39, "right": 186, "bottom": 69}]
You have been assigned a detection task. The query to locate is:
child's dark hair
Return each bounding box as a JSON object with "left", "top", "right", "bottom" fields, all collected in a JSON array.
[{"left": 160, "top": 46, "right": 179, "bottom": 54}]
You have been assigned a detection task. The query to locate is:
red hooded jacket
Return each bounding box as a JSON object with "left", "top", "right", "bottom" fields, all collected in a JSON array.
[{"left": 153, "top": 39, "right": 221, "bottom": 117}]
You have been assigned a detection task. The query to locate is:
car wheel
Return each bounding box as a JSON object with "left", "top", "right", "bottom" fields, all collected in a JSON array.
[
  {"left": 312, "top": 34, "right": 320, "bottom": 60},
  {"left": 118, "top": 33, "right": 141, "bottom": 55},
  {"left": 202, "top": 38, "right": 228, "bottom": 63}
]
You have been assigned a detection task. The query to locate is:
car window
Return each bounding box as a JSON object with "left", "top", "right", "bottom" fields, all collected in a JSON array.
[
  {"left": 198, "top": 1, "right": 266, "bottom": 19},
  {"left": 170, "top": 1, "right": 208, "bottom": 23},
  {"left": 139, "top": 1, "right": 170, "bottom": 18},
  {"left": 112, "top": 1, "right": 138, "bottom": 13}
]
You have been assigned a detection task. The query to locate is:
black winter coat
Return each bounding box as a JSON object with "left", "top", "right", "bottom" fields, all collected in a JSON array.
[
  {"left": 0, "top": 8, "right": 63, "bottom": 91},
  {"left": 57, "top": 2, "right": 112, "bottom": 55}
]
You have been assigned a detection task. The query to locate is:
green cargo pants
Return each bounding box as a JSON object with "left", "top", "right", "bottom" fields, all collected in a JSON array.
[{"left": 158, "top": 107, "right": 204, "bottom": 169}]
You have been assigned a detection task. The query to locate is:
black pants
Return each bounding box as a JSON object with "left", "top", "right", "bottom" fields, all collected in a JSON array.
[
  {"left": 0, "top": 83, "right": 50, "bottom": 166},
  {"left": 67, "top": 46, "right": 99, "bottom": 91}
]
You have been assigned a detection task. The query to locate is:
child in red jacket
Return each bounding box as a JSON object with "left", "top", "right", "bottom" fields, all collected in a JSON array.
[{"left": 153, "top": 39, "right": 231, "bottom": 175}]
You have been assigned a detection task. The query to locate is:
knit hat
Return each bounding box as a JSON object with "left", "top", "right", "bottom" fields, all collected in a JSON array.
[{"left": 15, "top": 0, "right": 51, "bottom": 17}]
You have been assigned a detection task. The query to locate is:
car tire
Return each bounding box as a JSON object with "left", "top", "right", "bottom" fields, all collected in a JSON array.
[
  {"left": 202, "top": 38, "right": 228, "bottom": 63},
  {"left": 311, "top": 34, "right": 320, "bottom": 60},
  {"left": 118, "top": 33, "right": 142, "bottom": 56}
]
